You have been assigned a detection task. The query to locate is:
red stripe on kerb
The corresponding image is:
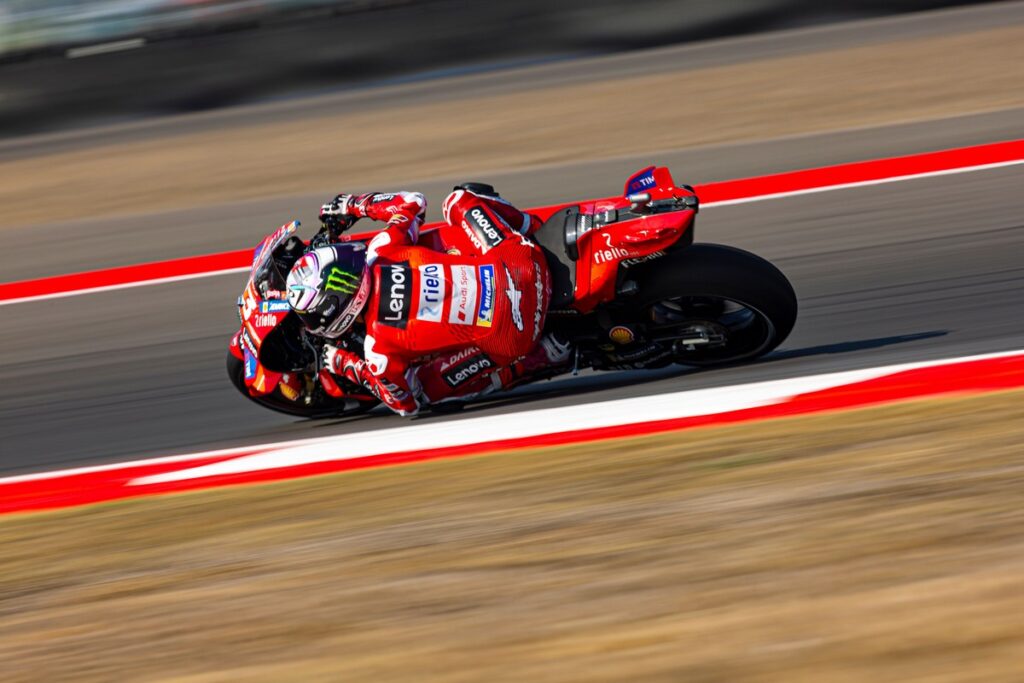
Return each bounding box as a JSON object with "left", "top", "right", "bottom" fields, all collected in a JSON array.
[
  {"left": 1, "top": 139, "right": 1021, "bottom": 303},
  {"left": 0, "top": 452, "right": 264, "bottom": 514},
  {"left": 0, "top": 248, "right": 252, "bottom": 301},
  {"left": 2, "top": 354, "right": 1022, "bottom": 516},
  {"left": 697, "top": 139, "right": 1024, "bottom": 202}
]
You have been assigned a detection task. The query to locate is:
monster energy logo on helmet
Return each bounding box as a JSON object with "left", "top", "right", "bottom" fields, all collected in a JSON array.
[{"left": 324, "top": 267, "right": 360, "bottom": 294}]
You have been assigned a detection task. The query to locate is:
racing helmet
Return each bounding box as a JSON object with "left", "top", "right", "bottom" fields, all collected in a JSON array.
[{"left": 286, "top": 243, "right": 370, "bottom": 338}]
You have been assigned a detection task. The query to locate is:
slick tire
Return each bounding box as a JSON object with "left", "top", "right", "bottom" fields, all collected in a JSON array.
[
  {"left": 637, "top": 243, "right": 798, "bottom": 366},
  {"left": 226, "top": 352, "right": 375, "bottom": 419}
]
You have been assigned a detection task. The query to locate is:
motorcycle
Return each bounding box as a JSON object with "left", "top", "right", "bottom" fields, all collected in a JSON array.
[{"left": 227, "top": 166, "right": 797, "bottom": 417}]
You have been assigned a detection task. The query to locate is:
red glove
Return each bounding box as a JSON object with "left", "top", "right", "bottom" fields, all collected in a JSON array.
[
  {"left": 322, "top": 343, "right": 421, "bottom": 416},
  {"left": 323, "top": 345, "right": 364, "bottom": 384}
]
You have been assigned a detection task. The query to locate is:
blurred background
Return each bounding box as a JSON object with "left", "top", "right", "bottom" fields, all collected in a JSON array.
[
  {"left": 0, "top": 0, "right": 352, "bottom": 55},
  {"left": 0, "top": 0, "right": 1002, "bottom": 135}
]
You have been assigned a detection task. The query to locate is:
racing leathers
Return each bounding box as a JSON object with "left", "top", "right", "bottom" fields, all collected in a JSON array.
[{"left": 321, "top": 188, "right": 568, "bottom": 415}]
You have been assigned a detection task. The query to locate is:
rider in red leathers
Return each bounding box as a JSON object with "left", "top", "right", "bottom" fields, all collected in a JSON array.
[{"left": 285, "top": 186, "right": 570, "bottom": 416}]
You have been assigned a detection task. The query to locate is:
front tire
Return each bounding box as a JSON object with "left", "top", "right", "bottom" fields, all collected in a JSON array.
[
  {"left": 636, "top": 243, "right": 797, "bottom": 366},
  {"left": 226, "top": 352, "right": 375, "bottom": 419}
]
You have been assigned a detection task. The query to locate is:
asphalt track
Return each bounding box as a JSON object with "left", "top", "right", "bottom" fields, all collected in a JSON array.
[
  {"left": 2, "top": 0, "right": 1024, "bottom": 476},
  {"left": 2, "top": 110, "right": 1022, "bottom": 477}
]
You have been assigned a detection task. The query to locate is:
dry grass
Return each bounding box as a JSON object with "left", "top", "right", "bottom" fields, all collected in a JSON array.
[
  {"left": 2, "top": 390, "right": 1024, "bottom": 682},
  {"left": 2, "top": 26, "right": 1024, "bottom": 227}
]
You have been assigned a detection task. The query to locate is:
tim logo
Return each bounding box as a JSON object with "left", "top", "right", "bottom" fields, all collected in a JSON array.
[
  {"left": 627, "top": 168, "right": 657, "bottom": 195},
  {"left": 324, "top": 267, "right": 360, "bottom": 294}
]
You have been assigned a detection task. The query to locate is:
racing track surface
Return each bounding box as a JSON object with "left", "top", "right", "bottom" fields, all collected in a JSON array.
[{"left": 1, "top": 108, "right": 1022, "bottom": 477}]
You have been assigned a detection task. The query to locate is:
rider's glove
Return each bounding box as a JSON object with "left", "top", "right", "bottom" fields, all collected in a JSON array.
[
  {"left": 320, "top": 192, "right": 377, "bottom": 226},
  {"left": 320, "top": 193, "right": 354, "bottom": 218},
  {"left": 322, "top": 344, "right": 365, "bottom": 385},
  {"left": 319, "top": 194, "right": 360, "bottom": 233}
]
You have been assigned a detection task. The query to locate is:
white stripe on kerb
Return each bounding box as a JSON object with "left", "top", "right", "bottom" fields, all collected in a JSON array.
[
  {"left": 126, "top": 347, "right": 1024, "bottom": 486},
  {"left": 0, "top": 347, "right": 1017, "bottom": 487}
]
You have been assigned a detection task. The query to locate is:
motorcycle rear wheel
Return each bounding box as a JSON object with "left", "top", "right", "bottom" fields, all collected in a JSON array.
[
  {"left": 226, "top": 352, "right": 376, "bottom": 419},
  {"left": 637, "top": 243, "right": 797, "bottom": 366}
]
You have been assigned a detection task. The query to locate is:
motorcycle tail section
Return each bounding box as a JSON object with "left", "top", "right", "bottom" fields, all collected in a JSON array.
[{"left": 624, "top": 166, "right": 678, "bottom": 197}]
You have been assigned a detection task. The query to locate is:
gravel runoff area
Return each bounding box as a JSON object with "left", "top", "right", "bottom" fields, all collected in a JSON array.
[
  {"left": 1, "top": 25, "right": 1023, "bottom": 228},
  {"left": 3, "top": 389, "right": 1024, "bottom": 682}
]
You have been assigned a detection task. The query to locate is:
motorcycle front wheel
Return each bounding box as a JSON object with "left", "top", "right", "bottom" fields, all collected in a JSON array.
[{"left": 226, "top": 352, "right": 377, "bottom": 419}]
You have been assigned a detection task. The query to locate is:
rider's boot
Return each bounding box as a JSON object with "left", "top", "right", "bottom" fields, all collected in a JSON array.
[{"left": 495, "top": 331, "right": 573, "bottom": 390}]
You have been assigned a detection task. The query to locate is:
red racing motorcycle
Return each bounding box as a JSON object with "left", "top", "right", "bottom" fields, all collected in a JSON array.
[{"left": 228, "top": 166, "right": 797, "bottom": 417}]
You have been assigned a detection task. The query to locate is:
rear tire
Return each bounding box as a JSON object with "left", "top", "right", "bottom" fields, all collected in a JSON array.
[
  {"left": 226, "top": 352, "right": 375, "bottom": 419},
  {"left": 636, "top": 243, "right": 797, "bottom": 366}
]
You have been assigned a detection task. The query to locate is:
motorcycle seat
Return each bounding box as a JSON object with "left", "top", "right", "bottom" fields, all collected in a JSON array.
[{"left": 532, "top": 206, "right": 579, "bottom": 309}]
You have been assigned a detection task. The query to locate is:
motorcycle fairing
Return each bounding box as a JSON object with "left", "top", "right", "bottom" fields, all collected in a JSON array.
[
  {"left": 624, "top": 166, "right": 678, "bottom": 197},
  {"left": 254, "top": 221, "right": 298, "bottom": 267},
  {"left": 232, "top": 221, "right": 301, "bottom": 395},
  {"left": 250, "top": 221, "right": 298, "bottom": 295},
  {"left": 572, "top": 207, "right": 696, "bottom": 309}
]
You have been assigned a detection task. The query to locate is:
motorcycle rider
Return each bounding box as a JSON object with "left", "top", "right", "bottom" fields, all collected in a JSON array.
[{"left": 285, "top": 186, "right": 571, "bottom": 416}]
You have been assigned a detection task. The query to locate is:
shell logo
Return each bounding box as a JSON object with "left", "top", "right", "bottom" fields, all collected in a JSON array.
[{"left": 609, "top": 325, "right": 635, "bottom": 345}]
